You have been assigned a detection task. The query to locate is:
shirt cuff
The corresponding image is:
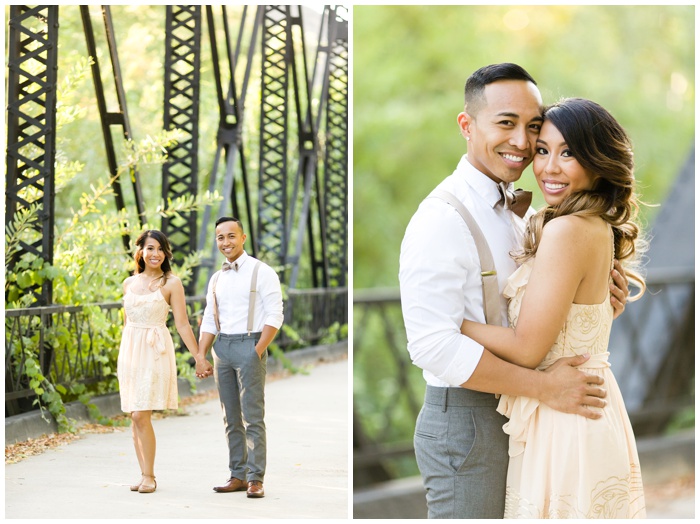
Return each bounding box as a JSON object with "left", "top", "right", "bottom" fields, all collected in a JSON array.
[
  {"left": 200, "top": 318, "right": 218, "bottom": 336},
  {"left": 436, "top": 339, "right": 485, "bottom": 386},
  {"left": 263, "top": 314, "right": 284, "bottom": 330}
]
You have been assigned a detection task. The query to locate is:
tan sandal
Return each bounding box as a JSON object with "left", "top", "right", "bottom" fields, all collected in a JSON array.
[
  {"left": 138, "top": 475, "right": 157, "bottom": 494},
  {"left": 130, "top": 473, "right": 144, "bottom": 491}
]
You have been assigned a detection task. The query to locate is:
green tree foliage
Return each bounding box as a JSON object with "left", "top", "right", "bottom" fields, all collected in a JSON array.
[
  {"left": 5, "top": 54, "right": 222, "bottom": 431},
  {"left": 354, "top": 5, "right": 694, "bottom": 289},
  {"left": 5, "top": 51, "right": 214, "bottom": 307}
]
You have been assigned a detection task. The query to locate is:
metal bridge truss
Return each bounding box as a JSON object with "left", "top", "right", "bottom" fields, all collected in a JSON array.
[
  {"left": 321, "top": 8, "right": 349, "bottom": 288},
  {"left": 6, "top": 5, "right": 349, "bottom": 306},
  {"left": 5, "top": 6, "right": 59, "bottom": 307},
  {"left": 195, "top": 5, "right": 261, "bottom": 285},
  {"left": 6, "top": 5, "right": 148, "bottom": 307},
  {"left": 191, "top": 5, "right": 349, "bottom": 289},
  {"left": 80, "top": 5, "right": 147, "bottom": 249},
  {"left": 161, "top": 5, "right": 202, "bottom": 294}
]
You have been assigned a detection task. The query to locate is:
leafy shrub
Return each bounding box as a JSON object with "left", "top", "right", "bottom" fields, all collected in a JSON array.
[{"left": 5, "top": 56, "right": 220, "bottom": 431}]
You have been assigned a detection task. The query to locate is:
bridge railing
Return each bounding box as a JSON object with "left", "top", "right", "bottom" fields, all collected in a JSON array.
[
  {"left": 353, "top": 271, "right": 694, "bottom": 485},
  {"left": 5, "top": 287, "right": 347, "bottom": 417}
]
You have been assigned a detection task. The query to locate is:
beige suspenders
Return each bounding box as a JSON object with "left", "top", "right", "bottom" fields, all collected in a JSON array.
[
  {"left": 428, "top": 190, "right": 501, "bottom": 326},
  {"left": 211, "top": 260, "right": 261, "bottom": 335}
]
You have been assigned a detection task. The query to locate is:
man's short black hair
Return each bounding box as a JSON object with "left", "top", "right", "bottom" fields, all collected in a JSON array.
[
  {"left": 215, "top": 216, "right": 244, "bottom": 232},
  {"left": 464, "top": 63, "right": 538, "bottom": 115}
]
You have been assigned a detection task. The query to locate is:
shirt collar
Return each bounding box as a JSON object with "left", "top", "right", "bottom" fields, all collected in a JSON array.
[{"left": 455, "top": 154, "right": 513, "bottom": 209}]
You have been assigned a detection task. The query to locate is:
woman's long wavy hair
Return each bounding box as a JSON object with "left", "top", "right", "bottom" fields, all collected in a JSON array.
[
  {"left": 134, "top": 229, "right": 173, "bottom": 288},
  {"left": 515, "top": 98, "right": 647, "bottom": 299}
]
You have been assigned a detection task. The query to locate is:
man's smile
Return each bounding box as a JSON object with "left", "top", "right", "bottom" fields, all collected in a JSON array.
[{"left": 500, "top": 151, "right": 528, "bottom": 166}]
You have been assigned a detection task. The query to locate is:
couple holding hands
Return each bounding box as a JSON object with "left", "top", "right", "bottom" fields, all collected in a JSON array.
[{"left": 117, "top": 217, "right": 283, "bottom": 499}]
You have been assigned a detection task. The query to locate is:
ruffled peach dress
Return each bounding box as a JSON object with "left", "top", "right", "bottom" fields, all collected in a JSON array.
[
  {"left": 498, "top": 255, "right": 646, "bottom": 519},
  {"left": 117, "top": 283, "right": 178, "bottom": 412}
]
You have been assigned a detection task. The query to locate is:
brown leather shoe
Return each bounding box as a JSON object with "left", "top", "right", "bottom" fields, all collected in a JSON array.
[
  {"left": 247, "top": 480, "right": 264, "bottom": 498},
  {"left": 213, "top": 477, "right": 247, "bottom": 493}
]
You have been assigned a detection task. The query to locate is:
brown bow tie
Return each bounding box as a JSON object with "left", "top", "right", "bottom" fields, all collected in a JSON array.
[
  {"left": 222, "top": 261, "right": 238, "bottom": 272},
  {"left": 498, "top": 183, "right": 532, "bottom": 218}
]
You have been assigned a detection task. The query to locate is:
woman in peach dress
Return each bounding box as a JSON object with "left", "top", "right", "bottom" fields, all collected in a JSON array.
[
  {"left": 461, "top": 98, "right": 647, "bottom": 518},
  {"left": 117, "top": 230, "right": 212, "bottom": 493}
]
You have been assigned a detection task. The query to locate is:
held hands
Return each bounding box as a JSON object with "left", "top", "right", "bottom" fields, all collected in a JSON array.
[
  {"left": 195, "top": 357, "right": 213, "bottom": 379},
  {"left": 540, "top": 354, "right": 607, "bottom": 420},
  {"left": 610, "top": 259, "right": 630, "bottom": 319}
]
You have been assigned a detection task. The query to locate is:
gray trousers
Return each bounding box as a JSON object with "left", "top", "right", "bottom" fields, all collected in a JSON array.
[
  {"left": 414, "top": 385, "right": 509, "bottom": 519},
  {"left": 212, "top": 332, "right": 267, "bottom": 482}
]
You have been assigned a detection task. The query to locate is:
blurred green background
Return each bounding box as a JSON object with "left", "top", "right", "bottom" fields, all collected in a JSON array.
[
  {"left": 352, "top": 5, "right": 695, "bottom": 481},
  {"left": 353, "top": 4, "right": 694, "bottom": 290}
]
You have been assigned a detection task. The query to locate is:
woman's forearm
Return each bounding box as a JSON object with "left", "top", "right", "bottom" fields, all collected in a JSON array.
[
  {"left": 460, "top": 319, "right": 541, "bottom": 368},
  {"left": 176, "top": 322, "right": 205, "bottom": 361}
]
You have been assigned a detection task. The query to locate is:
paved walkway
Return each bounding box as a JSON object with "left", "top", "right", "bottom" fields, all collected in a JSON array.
[{"left": 5, "top": 359, "right": 349, "bottom": 519}]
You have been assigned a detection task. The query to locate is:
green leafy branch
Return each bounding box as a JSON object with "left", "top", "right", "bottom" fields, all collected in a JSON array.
[
  {"left": 122, "top": 130, "right": 188, "bottom": 179},
  {"left": 5, "top": 203, "right": 41, "bottom": 274},
  {"left": 156, "top": 190, "right": 223, "bottom": 220},
  {"left": 20, "top": 352, "right": 75, "bottom": 434},
  {"left": 172, "top": 251, "right": 205, "bottom": 288}
]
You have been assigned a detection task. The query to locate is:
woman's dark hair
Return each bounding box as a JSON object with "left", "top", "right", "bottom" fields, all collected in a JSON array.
[
  {"left": 134, "top": 229, "right": 173, "bottom": 288},
  {"left": 517, "top": 97, "right": 647, "bottom": 298}
]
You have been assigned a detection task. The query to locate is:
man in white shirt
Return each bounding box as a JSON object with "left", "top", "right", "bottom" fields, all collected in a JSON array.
[
  {"left": 399, "top": 63, "right": 629, "bottom": 518},
  {"left": 198, "top": 217, "right": 284, "bottom": 499}
]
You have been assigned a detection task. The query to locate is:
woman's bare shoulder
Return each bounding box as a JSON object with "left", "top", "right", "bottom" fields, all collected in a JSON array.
[
  {"left": 162, "top": 273, "right": 183, "bottom": 289},
  {"left": 540, "top": 215, "right": 608, "bottom": 256},
  {"left": 543, "top": 215, "right": 604, "bottom": 239}
]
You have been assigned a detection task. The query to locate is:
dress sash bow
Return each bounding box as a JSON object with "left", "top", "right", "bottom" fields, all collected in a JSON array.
[{"left": 126, "top": 322, "right": 167, "bottom": 360}]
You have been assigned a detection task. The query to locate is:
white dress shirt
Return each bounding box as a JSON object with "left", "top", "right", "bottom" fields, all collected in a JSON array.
[
  {"left": 201, "top": 251, "right": 284, "bottom": 335},
  {"left": 399, "top": 155, "right": 532, "bottom": 387}
]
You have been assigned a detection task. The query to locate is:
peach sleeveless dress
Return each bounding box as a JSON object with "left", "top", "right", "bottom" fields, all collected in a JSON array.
[
  {"left": 117, "top": 283, "right": 178, "bottom": 412},
  {"left": 498, "top": 234, "right": 646, "bottom": 518}
]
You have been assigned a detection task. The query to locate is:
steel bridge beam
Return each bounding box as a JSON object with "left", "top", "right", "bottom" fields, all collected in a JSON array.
[
  {"left": 285, "top": 5, "right": 327, "bottom": 289},
  {"left": 286, "top": 6, "right": 349, "bottom": 288},
  {"left": 257, "top": 5, "right": 291, "bottom": 276},
  {"left": 81, "top": 5, "right": 145, "bottom": 251},
  {"left": 257, "top": 6, "right": 349, "bottom": 289},
  {"left": 161, "top": 5, "right": 203, "bottom": 294},
  {"left": 196, "top": 6, "right": 261, "bottom": 285},
  {"left": 322, "top": 7, "right": 349, "bottom": 287},
  {"left": 5, "top": 5, "right": 60, "bottom": 307}
]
